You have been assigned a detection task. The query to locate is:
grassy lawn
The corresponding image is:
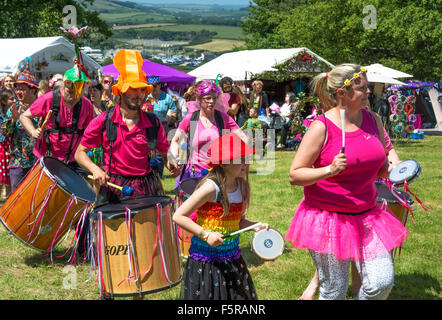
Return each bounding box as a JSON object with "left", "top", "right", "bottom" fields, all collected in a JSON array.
[
  {"left": 0, "top": 136, "right": 440, "bottom": 300},
  {"left": 185, "top": 39, "right": 245, "bottom": 53}
]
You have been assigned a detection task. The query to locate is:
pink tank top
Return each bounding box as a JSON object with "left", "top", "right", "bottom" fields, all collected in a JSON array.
[{"left": 304, "top": 109, "right": 385, "bottom": 213}]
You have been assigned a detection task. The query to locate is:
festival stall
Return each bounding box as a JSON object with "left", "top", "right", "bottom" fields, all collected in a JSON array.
[
  {"left": 0, "top": 36, "right": 101, "bottom": 81},
  {"left": 189, "top": 48, "right": 334, "bottom": 101},
  {"left": 386, "top": 80, "right": 442, "bottom": 136},
  {"left": 102, "top": 58, "right": 195, "bottom": 94}
]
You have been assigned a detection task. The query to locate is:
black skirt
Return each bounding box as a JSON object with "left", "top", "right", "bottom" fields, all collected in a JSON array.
[{"left": 180, "top": 255, "right": 258, "bottom": 300}]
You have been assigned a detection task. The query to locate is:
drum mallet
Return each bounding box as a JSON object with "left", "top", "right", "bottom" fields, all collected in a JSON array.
[
  {"left": 222, "top": 222, "right": 263, "bottom": 239},
  {"left": 87, "top": 175, "right": 134, "bottom": 196},
  {"left": 40, "top": 110, "right": 52, "bottom": 131},
  {"left": 340, "top": 109, "right": 345, "bottom": 153}
]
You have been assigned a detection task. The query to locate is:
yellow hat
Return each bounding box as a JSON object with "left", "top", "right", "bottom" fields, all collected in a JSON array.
[{"left": 112, "top": 49, "right": 153, "bottom": 96}]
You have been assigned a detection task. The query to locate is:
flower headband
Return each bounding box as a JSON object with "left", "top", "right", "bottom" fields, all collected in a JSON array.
[
  {"left": 340, "top": 67, "right": 367, "bottom": 89},
  {"left": 196, "top": 80, "right": 221, "bottom": 97},
  {"left": 252, "top": 80, "right": 263, "bottom": 87}
]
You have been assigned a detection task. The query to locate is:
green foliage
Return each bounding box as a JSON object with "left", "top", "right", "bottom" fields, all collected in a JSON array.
[
  {"left": 0, "top": 0, "right": 112, "bottom": 45},
  {"left": 241, "top": 0, "right": 442, "bottom": 80}
]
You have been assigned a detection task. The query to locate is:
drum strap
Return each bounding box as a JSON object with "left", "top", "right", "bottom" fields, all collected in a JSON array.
[
  {"left": 102, "top": 106, "right": 159, "bottom": 175},
  {"left": 184, "top": 110, "right": 224, "bottom": 175},
  {"left": 45, "top": 89, "right": 84, "bottom": 162}
]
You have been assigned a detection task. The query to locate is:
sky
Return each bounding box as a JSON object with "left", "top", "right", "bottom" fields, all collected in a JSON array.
[{"left": 133, "top": 0, "right": 251, "bottom": 6}]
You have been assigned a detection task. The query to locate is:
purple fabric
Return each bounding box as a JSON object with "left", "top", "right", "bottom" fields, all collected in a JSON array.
[
  {"left": 189, "top": 248, "right": 242, "bottom": 263},
  {"left": 102, "top": 59, "right": 195, "bottom": 84}
]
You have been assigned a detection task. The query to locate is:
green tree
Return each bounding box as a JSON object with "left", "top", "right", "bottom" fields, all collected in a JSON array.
[
  {"left": 241, "top": 0, "right": 442, "bottom": 80},
  {"left": 0, "top": 0, "right": 112, "bottom": 46}
]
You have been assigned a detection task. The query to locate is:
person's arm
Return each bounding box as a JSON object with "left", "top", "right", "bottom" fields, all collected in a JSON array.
[
  {"left": 172, "top": 180, "right": 224, "bottom": 247},
  {"left": 169, "top": 128, "right": 187, "bottom": 164},
  {"left": 370, "top": 111, "right": 389, "bottom": 178},
  {"left": 289, "top": 120, "right": 346, "bottom": 186},
  {"left": 74, "top": 144, "right": 109, "bottom": 186},
  {"left": 20, "top": 108, "right": 42, "bottom": 139}
]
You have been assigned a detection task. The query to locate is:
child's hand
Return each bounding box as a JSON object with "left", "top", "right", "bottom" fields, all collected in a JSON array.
[
  {"left": 253, "top": 223, "right": 270, "bottom": 232},
  {"left": 206, "top": 231, "right": 224, "bottom": 247}
]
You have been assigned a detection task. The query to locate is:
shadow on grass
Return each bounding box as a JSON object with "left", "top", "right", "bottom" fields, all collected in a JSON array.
[
  {"left": 241, "top": 245, "right": 292, "bottom": 268},
  {"left": 388, "top": 273, "right": 441, "bottom": 300},
  {"left": 24, "top": 248, "right": 81, "bottom": 267}
]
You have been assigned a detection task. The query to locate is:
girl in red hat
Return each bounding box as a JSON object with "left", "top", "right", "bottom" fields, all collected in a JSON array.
[{"left": 173, "top": 132, "right": 269, "bottom": 300}]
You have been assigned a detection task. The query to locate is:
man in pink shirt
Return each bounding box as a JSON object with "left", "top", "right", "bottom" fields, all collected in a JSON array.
[
  {"left": 75, "top": 49, "right": 180, "bottom": 205},
  {"left": 20, "top": 67, "right": 94, "bottom": 175}
]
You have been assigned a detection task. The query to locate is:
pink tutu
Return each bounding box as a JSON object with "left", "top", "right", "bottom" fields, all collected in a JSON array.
[{"left": 285, "top": 198, "right": 409, "bottom": 261}]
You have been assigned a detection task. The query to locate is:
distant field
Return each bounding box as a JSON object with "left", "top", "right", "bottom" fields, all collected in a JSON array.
[
  {"left": 112, "top": 23, "right": 176, "bottom": 30},
  {"left": 139, "top": 24, "right": 243, "bottom": 40},
  {"left": 100, "top": 12, "right": 175, "bottom": 24},
  {"left": 186, "top": 39, "right": 245, "bottom": 52}
]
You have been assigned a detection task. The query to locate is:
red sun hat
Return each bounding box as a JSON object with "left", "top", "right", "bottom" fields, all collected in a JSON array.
[{"left": 207, "top": 132, "right": 256, "bottom": 167}]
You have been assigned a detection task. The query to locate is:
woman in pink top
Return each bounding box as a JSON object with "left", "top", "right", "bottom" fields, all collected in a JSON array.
[
  {"left": 285, "top": 64, "right": 408, "bottom": 300},
  {"left": 169, "top": 81, "right": 241, "bottom": 185}
]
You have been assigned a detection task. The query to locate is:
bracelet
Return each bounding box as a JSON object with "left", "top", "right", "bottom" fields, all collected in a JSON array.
[{"left": 198, "top": 227, "right": 209, "bottom": 241}]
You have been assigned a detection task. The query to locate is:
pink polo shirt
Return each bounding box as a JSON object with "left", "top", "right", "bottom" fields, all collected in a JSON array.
[
  {"left": 29, "top": 90, "right": 94, "bottom": 163},
  {"left": 80, "top": 104, "right": 169, "bottom": 176}
]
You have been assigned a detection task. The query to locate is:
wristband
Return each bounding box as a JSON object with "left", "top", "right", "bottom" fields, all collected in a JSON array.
[
  {"left": 198, "top": 227, "right": 209, "bottom": 241},
  {"left": 325, "top": 165, "right": 332, "bottom": 175}
]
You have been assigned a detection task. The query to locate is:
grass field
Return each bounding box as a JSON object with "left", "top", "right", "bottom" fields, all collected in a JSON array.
[
  {"left": 0, "top": 136, "right": 440, "bottom": 300},
  {"left": 186, "top": 39, "right": 245, "bottom": 52}
]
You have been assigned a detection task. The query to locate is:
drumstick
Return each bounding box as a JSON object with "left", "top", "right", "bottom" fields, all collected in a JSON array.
[
  {"left": 87, "top": 175, "right": 134, "bottom": 196},
  {"left": 340, "top": 109, "right": 345, "bottom": 153},
  {"left": 40, "top": 110, "right": 52, "bottom": 131},
  {"left": 222, "top": 222, "right": 263, "bottom": 239}
]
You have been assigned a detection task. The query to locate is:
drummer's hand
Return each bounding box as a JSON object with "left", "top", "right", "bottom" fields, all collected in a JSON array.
[
  {"left": 206, "top": 231, "right": 224, "bottom": 247},
  {"left": 253, "top": 223, "right": 270, "bottom": 232},
  {"left": 166, "top": 161, "right": 181, "bottom": 178},
  {"left": 92, "top": 169, "right": 110, "bottom": 187},
  {"left": 330, "top": 152, "right": 346, "bottom": 175},
  {"left": 32, "top": 127, "right": 43, "bottom": 139}
]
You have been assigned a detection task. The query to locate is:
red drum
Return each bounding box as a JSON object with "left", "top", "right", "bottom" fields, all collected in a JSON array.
[
  {"left": 91, "top": 196, "right": 182, "bottom": 297},
  {"left": 0, "top": 157, "right": 95, "bottom": 253}
]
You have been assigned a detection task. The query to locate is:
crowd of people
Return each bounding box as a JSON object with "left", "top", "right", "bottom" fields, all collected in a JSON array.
[{"left": 0, "top": 49, "right": 409, "bottom": 301}]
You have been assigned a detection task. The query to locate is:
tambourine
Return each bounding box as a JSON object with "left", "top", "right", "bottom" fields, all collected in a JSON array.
[
  {"left": 389, "top": 159, "right": 421, "bottom": 186},
  {"left": 251, "top": 228, "right": 285, "bottom": 261}
]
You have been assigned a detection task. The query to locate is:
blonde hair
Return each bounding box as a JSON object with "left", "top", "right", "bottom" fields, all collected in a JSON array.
[
  {"left": 310, "top": 63, "right": 363, "bottom": 111},
  {"left": 196, "top": 165, "right": 251, "bottom": 218}
]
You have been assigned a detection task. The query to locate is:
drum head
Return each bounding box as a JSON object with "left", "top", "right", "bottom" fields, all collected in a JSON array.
[
  {"left": 92, "top": 196, "right": 172, "bottom": 219},
  {"left": 389, "top": 159, "right": 421, "bottom": 185},
  {"left": 251, "top": 228, "right": 284, "bottom": 261},
  {"left": 41, "top": 156, "right": 95, "bottom": 203},
  {"left": 173, "top": 177, "right": 201, "bottom": 201},
  {"left": 375, "top": 182, "right": 414, "bottom": 205}
]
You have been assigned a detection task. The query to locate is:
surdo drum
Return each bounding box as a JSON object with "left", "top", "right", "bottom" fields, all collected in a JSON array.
[
  {"left": 0, "top": 156, "right": 95, "bottom": 252},
  {"left": 91, "top": 196, "right": 182, "bottom": 297}
]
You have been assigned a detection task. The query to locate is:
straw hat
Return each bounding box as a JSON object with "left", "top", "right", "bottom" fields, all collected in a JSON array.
[
  {"left": 112, "top": 49, "right": 153, "bottom": 96},
  {"left": 207, "top": 133, "right": 256, "bottom": 168}
]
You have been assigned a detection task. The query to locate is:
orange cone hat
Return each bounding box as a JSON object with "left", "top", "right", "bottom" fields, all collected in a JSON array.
[{"left": 112, "top": 49, "right": 153, "bottom": 96}]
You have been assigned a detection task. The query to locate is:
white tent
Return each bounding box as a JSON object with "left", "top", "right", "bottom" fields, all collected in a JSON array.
[
  {"left": 0, "top": 36, "right": 101, "bottom": 80},
  {"left": 364, "top": 63, "right": 413, "bottom": 79},
  {"left": 189, "top": 47, "right": 335, "bottom": 81}
]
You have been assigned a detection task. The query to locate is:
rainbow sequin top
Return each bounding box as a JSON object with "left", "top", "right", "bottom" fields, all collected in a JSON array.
[{"left": 189, "top": 201, "right": 243, "bottom": 263}]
